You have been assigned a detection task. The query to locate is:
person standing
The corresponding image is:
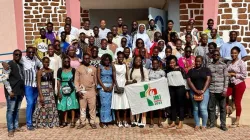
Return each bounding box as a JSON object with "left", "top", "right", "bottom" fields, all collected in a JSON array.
[
  {"left": 147, "top": 19, "right": 161, "bottom": 42},
  {"left": 165, "top": 55, "right": 187, "bottom": 129},
  {"left": 187, "top": 18, "right": 199, "bottom": 39},
  {"left": 86, "top": 36, "right": 95, "bottom": 56},
  {"left": 93, "top": 26, "right": 102, "bottom": 48},
  {"left": 60, "top": 31, "right": 70, "bottom": 54},
  {"left": 180, "top": 25, "right": 198, "bottom": 46},
  {"left": 79, "top": 20, "right": 94, "bottom": 44},
  {"left": 204, "top": 42, "right": 217, "bottom": 67},
  {"left": 99, "top": 20, "right": 111, "bottom": 39},
  {"left": 67, "top": 46, "right": 81, "bottom": 69},
  {"left": 114, "top": 38, "right": 132, "bottom": 59},
  {"left": 128, "top": 56, "right": 149, "bottom": 128},
  {"left": 97, "top": 54, "right": 116, "bottom": 128},
  {"left": 58, "top": 17, "right": 79, "bottom": 38},
  {"left": 111, "top": 26, "right": 122, "bottom": 48},
  {"left": 208, "top": 29, "right": 224, "bottom": 48},
  {"left": 178, "top": 46, "right": 195, "bottom": 73},
  {"left": 75, "top": 53, "right": 98, "bottom": 129},
  {"left": 131, "top": 21, "right": 138, "bottom": 43},
  {"left": 53, "top": 40, "right": 62, "bottom": 57},
  {"left": 33, "top": 28, "right": 51, "bottom": 61},
  {"left": 57, "top": 56, "right": 79, "bottom": 128},
  {"left": 107, "top": 32, "right": 118, "bottom": 54},
  {"left": 167, "top": 32, "right": 179, "bottom": 49},
  {"left": 120, "top": 25, "right": 132, "bottom": 48},
  {"left": 203, "top": 19, "right": 214, "bottom": 38},
  {"left": 123, "top": 47, "right": 133, "bottom": 68},
  {"left": 148, "top": 58, "right": 165, "bottom": 128},
  {"left": 1, "top": 49, "right": 25, "bottom": 137},
  {"left": 187, "top": 56, "right": 211, "bottom": 131},
  {"left": 220, "top": 31, "right": 248, "bottom": 62},
  {"left": 132, "top": 24, "right": 152, "bottom": 53},
  {"left": 163, "top": 20, "right": 175, "bottom": 43},
  {"left": 227, "top": 47, "right": 247, "bottom": 127},
  {"left": 117, "top": 17, "right": 123, "bottom": 35},
  {"left": 207, "top": 50, "right": 228, "bottom": 131},
  {"left": 90, "top": 46, "right": 101, "bottom": 68},
  {"left": 78, "top": 32, "right": 88, "bottom": 54},
  {"left": 33, "top": 57, "right": 59, "bottom": 128},
  {"left": 172, "top": 39, "right": 184, "bottom": 60},
  {"left": 149, "top": 31, "right": 162, "bottom": 56},
  {"left": 194, "top": 34, "right": 209, "bottom": 57},
  {"left": 98, "top": 39, "right": 114, "bottom": 60},
  {"left": 112, "top": 51, "right": 130, "bottom": 128},
  {"left": 46, "top": 45, "right": 62, "bottom": 92},
  {"left": 46, "top": 22, "right": 57, "bottom": 44}
]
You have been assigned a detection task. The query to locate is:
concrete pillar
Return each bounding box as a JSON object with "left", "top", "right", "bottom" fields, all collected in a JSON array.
[
  {"left": 66, "top": 0, "right": 81, "bottom": 28},
  {"left": 203, "top": 0, "right": 219, "bottom": 29}
]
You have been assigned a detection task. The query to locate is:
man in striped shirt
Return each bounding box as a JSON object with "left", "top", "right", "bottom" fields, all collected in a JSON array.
[{"left": 2, "top": 47, "right": 42, "bottom": 131}]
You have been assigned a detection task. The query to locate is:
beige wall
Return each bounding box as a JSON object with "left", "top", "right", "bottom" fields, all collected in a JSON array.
[
  {"left": 0, "top": 0, "right": 17, "bottom": 60},
  {"left": 0, "top": 0, "right": 17, "bottom": 54}
]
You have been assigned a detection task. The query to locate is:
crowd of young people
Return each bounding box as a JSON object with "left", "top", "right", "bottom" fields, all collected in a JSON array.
[{"left": 1, "top": 17, "right": 248, "bottom": 137}]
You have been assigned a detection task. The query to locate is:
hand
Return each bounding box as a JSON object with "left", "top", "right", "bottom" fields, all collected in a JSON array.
[
  {"left": 58, "top": 93, "right": 62, "bottom": 100},
  {"left": 186, "top": 92, "right": 190, "bottom": 99},
  {"left": 2, "top": 62, "right": 9, "bottom": 70},
  {"left": 39, "top": 96, "right": 44, "bottom": 106},
  {"left": 132, "top": 79, "right": 137, "bottom": 83},
  {"left": 78, "top": 92, "right": 84, "bottom": 99},
  {"left": 108, "top": 86, "right": 113, "bottom": 92},
  {"left": 222, "top": 91, "right": 227, "bottom": 97},
  {"left": 9, "top": 92, "right": 15, "bottom": 98},
  {"left": 228, "top": 72, "right": 236, "bottom": 77},
  {"left": 103, "top": 87, "right": 109, "bottom": 92}
]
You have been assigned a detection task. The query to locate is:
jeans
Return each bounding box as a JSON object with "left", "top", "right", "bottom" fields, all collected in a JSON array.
[
  {"left": 169, "top": 86, "right": 186, "bottom": 121},
  {"left": 190, "top": 89, "right": 209, "bottom": 127},
  {"left": 6, "top": 95, "right": 23, "bottom": 132},
  {"left": 24, "top": 86, "right": 38, "bottom": 127},
  {"left": 208, "top": 93, "right": 226, "bottom": 127}
]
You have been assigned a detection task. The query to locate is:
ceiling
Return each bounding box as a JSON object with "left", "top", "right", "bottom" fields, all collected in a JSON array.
[{"left": 80, "top": 0, "right": 168, "bottom": 9}]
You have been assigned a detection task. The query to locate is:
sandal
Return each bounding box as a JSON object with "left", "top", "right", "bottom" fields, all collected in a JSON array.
[
  {"left": 77, "top": 124, "right": 85, "bottom": 129},
  {"left": 201, "top": 126, "right": 206, "bottom": 131},
  {"left": 158, "top": 123, "right": 163, "bottom": 128},
  {"left": 168, "top": 123, "right": 176, "bottom": 128},
  {"left": 70, "top": 122, "right": 76, "bottom": 128},
  {"left": 90, "top": 123, "right": 97, "bottom": 129},
  {"left": 60, "top": 122, "right": 67, "bottom": 128},
  {"left": 194, "top": 126, "right": 200, "bottom": 131},
  {"left": 101, "top": 123, "right": 107, "bottom": 129},
  {"left": 176, "top": 123, "right": 183, "bottom": 129},
  {"left": 149, "top": 124, "right": 154, "bottom": 128},
  {"left": 231, "top": 122, "right": 240, "bottom": 128},
  {"left": 8, "top": 131, "right": 14, "bottom": 137}
]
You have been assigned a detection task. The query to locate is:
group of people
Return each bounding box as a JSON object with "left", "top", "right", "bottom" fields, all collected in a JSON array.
[{"left": 1, "top": 16, "right": 248, "bottom": 137}]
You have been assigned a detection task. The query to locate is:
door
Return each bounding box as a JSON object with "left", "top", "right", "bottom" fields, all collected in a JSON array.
[{"left": 148, "top": 7, "right": 167, "bottom": 32}]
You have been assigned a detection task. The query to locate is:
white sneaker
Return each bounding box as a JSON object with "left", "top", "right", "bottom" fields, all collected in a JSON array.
[
  {"left": 123, "top": 121, "right": 129, "bottom": 128},
  {"left": 118, "top": 121, "right": 123, "bottom": 128},
  {"left": 138, "top": 123, "right": 146, "bottom": 128},
  {"left": 131, "top": 122, "right": 137, "bottom": 127}
]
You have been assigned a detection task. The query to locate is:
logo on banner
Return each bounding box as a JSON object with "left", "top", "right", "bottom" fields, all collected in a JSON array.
[{"left": 140, "top": 84, "right": 162, "bottom": 106}]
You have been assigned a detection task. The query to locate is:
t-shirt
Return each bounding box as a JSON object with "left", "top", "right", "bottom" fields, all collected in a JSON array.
[
  {"left": 33, "top": 38, "right": 51, "bottom": 60},
  {"left": 187, "top": 67, "right": 211, "bottom": 90}
]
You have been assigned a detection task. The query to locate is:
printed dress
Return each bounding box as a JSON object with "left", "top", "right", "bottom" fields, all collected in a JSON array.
[
  {"left": 111, "top": 64, "right": 130, "bottom": 110},
  {"left": 98, "top": 65, "right": 114, "bottom": 123},
  {"left": 57, "top": 70, "right": 79, "bottom": 111},
  {"left": 33, "top": 71, "right": 59, "bottom": 128}
]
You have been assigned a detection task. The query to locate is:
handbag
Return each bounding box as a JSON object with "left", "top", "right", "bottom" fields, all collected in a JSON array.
[{"left": 193, "top": 94, "right": 204, "bottom": 101}]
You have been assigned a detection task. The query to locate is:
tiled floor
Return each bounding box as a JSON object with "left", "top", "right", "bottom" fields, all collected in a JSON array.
[{"left": 0, "top": 124, "right": 250, "bottom": 140}]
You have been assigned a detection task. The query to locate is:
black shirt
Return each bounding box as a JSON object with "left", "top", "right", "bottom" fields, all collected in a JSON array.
[{"left": 187, "top": 67, "right": 211, "bottom": 90}]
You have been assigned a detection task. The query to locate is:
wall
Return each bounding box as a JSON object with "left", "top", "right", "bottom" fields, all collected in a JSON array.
[
  {"left": 217, "top": 0, "right": 250, "bottom": 76},
  {"left": 23, "top": 0, "right": 67, "bottom": 47},
  {"left": 88, "top": 9, "right": 148, "bottom": 31},
  {"left": 0, "top": 0, "right": 18, "bottom": 55},
  {"left": 168, "top": 0, "right": 180, "bottom": 32},
  {"left": 179, "top": 0, "right": 204, "bottom": 32}
]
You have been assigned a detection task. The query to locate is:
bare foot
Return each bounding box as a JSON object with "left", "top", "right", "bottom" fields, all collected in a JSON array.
[
  {"left": 168, "top": 122, "right": 176, "bottom": 128},
  {"left": 176, "top": 121, "right": 183, "bottom": 129},
  {"left": 194, "top": 126, "right": 200, "bottom": 131},
  {"left": 201, "top": 126, "right": 206, "bottom": 131}
]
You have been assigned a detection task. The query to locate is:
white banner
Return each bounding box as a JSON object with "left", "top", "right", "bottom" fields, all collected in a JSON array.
[{"left": 125, "top": 77, "right": 170, "bottom": 115}]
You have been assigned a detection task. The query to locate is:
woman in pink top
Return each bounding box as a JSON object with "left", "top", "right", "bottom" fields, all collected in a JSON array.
[
  {"left": 178, "top": 46, "right": 195, "bottom": 73},
  {"left": 67, "top": 45, "right": 81, "bottom": 69},
  {"left": 167, "top": 32, "right": 178, "bottom": 50},
  {"left": 227, "top": 47, "right": 247, "bottom": 127}
]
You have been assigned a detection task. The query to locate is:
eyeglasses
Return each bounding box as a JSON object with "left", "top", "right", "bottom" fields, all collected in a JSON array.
[
  {"left": 28, "top": 51, "right": 35, "bottom": 54},
  {"left": 14, "top": 53, "right": 21, "bottom": 56}
]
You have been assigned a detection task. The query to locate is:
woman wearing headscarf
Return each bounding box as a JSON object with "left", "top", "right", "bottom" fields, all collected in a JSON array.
[{"left": 132, "top": 24, "right": 152, "bottom": 53}]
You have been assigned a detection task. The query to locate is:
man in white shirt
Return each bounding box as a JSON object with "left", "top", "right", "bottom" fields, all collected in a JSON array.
[
  {"left": 58, "top": 17, "right": 79, "bottom": 38},
  {"left": 111, "top": 26, "right": 121, "bottom": 48},
  {"left": 79, "top": 19, "right": 94, "bottom": 44},
  {"left": 99, "top": 20, "right": 111, "bottom": 39},
  {"left": 98, "top": 39, "right": 114, "bottom": 60}
]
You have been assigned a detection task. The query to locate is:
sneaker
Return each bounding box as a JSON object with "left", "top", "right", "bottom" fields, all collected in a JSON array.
[
  {"left": 8, "top": 131, "right": 14, "bottom": 137},
  {"left": 220, "top": 126, "right": 228, "bottom": 131},
  {"left": 138, "top": 123, "right": 146, "bottom": 128},
  {"left": 118, "top": 121, "right": 123, "bottom": 128},
  {"left": 27, "top": 126, "right": 35, "bottom": 131},
  {"left": 123, "top": 121, "right": 129, "bottom": 128},
  {"left": 131, "top": 122, "right": 137, "bottom": 127}
]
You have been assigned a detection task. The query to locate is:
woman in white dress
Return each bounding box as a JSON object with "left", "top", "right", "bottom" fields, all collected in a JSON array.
[{"left": 112, "top": 51, "right": 130, "bottom": 128}]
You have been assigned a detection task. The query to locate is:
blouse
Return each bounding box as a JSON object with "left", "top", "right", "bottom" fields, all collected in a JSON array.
[
  {"left": 129, "top": 68, "right": 149, "bottom": 82},
  {"left": 227, "top": 59, "right": 247, "bottom": 85},
  {"left": 148, "top": 69, "right": 165, "bottom": 81},
  {"left": 187, "top": 67, "right": 211, "bottom": 90}
]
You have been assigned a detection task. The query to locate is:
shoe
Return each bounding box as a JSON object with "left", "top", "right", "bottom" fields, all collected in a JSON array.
[
  {"left": 220, "top": 126, "right": 228, "bottom": 131},
  {"left": 77, "top": 124, "right": 86, "bottom": 129},
  {"left": 90, "top": 123, "right": 97, "bottom": 129},
  {"left": 117, "top": 121, "right": 123, "bottom": 128},
  {"left": 231, "top": 122, "right": 240, "bottom": 128},
  {"left": 60, "top": 122, "right": 67, "bottom": 128},
  {"left": 158, "top": 123, "right": 164, "bottom": 128},
  {"left": 149, "top": 124, "right": 154, "bottom": 128},
  {"left": 101, "top": 123, "right": 107, "bottom": 129},
  {"left": 208, "top": 125, "right": 215, "bottom": 129},
  {"left": 8, "top": 131, "right": 14, "bottom": 137},
  {"left": 14, "top": 127, "right": 26, "bottom": 132},
  {"left": 138, "top": 123, "right": 145, "bottom": 128},
  {"left": 123, "top": 121, "right": 129, "bottom": 128},
  {"left": 27, "top": 126, "right": 35, "bottom": 131},
  {"left": 70, "top": 122, "right": 76, "bottom": 128},
  {"left": 131, "top": 122, "right": 137, "bottom": 127}
]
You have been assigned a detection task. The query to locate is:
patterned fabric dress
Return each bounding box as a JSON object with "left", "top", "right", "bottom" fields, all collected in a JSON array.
[
  {"left": 98, "top": 65, "right": 114, "bottom": 123},
  {"left": 57, "top": 70, "right": 79, "bottom": 111},
  {"left": 33, "top": 71, "right": 59, "bottom": 128}
]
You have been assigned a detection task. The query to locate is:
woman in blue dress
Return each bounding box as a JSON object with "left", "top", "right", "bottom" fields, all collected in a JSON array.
[{"left": 97, "top": 53, "right": 116, "bottom": 128}]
